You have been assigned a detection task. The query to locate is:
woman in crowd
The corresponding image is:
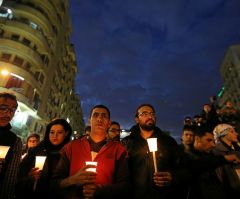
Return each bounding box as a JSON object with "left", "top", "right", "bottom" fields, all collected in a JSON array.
[
  {"left": 16, "top": 118, "right": 72, "bottom": 199},
  {"left": 22, "top": 133, "right": 40, "bottom": 158}
]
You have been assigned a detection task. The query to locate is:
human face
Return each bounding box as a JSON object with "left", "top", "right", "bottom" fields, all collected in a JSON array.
[
  {"left": 27, "top": 137, "right": 39, "bottom": 148},
  {"left": 49, "top": 124, "right": 68, "bottom": 146},
  {"left": 203, "top": 104, "right": 211, "bottom": 113},
  {"left": 108, "top": 124, "right": 121, "bottom": 139},
  {"left": 225, "top": 128, "right": 238, "bottom": 143},
  {"left": 0, "top": 97, "right": 17, "bottom": 127},
  {"left": 196, "top": 133, "right": 215, "bottom": 153},
  {"left": 90, "top": 107, "right": 110, "bottom": 134},
  {"left": 182, "top": 130, "right": 194, "bottom": 145},
  {"left": 135, "top": 105, "right": 156, "bottom": 131}
]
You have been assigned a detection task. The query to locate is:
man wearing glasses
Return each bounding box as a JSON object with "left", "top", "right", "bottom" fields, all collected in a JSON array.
[
  {"left": 0, "top": 92, "right": 22, "bottom": 199},
  {"left": 108, "top": 121, "right": 121, "bottom": 141},
  {"left": 122, "top": 104, "right": 187, "bottom": 199}
]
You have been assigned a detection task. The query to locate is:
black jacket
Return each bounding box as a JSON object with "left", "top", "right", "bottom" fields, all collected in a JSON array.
[
  {"left": 16, "top": 141, "right": 63, "bottom": 199},
  {"left": 122, "top": 125, "right": 189, "bottom": 199}
]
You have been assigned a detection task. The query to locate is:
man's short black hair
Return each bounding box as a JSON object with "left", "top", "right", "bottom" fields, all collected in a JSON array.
[
  {"left": 90, "top": 104, "right": 110, "bottom": 118},
  {"left": 194, "top": 126, "right": 213, "bottom": 138},
  {"left": 0, "top": 92, "right": 18, "bottom": 107},
  {"left": 135, "top": 104, "right": 155, "bottom": 117}
]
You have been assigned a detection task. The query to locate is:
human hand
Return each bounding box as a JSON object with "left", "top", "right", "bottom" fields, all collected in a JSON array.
[
  {"left": 224, "top": 154, "right": 240, "bottom": 164},
  {"left": 153, "top": 171, "right": 172, "bottom": 187},
  {"left": 66, "top": 165, "right": 97, "bottom": 186},
  {"left": 28, "top": 167, "right": 41, "bottom": 180},
  {"left": 83, "top": 183, "right": 99, "bottom": 198}
]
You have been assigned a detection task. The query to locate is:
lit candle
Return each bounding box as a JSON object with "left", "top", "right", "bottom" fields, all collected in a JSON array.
[
  {"left": 85, "top": 161, "right": 98, "bottom": 172},
  {"left": 147, "top": 138, "right": 158, "bottom": 173},
  {"left": 0, "top": 146, "right": 10, "bottom": 159},
  {"left": 35, "top": 156, "right": 46, "bottom": 170}
]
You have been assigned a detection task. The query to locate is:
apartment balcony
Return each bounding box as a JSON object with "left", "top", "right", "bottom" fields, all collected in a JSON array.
[{"left": 0, "top": 38, "right": 46, "bottom": 70}]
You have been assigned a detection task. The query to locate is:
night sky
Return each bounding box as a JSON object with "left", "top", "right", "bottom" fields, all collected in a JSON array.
[{"left": 69, "top": 0, "right": 240, "bottom": 139}]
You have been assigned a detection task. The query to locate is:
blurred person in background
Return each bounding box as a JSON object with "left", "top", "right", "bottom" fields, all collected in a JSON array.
[
  {"left": 22, "top": 133, "right": 40, "bottom": 158},
  {"left": 179, "top": 126, "right": 194, "bottom": 154},
  {"left": 108, "top": 121, "right": 121, "bottom": 141}
]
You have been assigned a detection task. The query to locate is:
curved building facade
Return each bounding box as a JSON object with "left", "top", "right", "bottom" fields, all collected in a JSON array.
[{"left": 0, "top": 0, "right": 84, "bottom": 140}]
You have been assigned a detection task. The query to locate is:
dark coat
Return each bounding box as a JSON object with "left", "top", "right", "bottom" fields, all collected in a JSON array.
[
  {"left": 187, "top": 150, "right": 228, "bottom": 199},
  {"left": 16, "top": 141, "right": 63, "bottom": 199},
  {"left": 0, "top": 124, "right": 22, "bottom": 199},
  {"left": 121, "top": 125, "right": 189, "bottom": 199}
]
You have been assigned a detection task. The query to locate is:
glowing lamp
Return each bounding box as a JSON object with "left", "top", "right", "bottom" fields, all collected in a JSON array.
[
  {"left": 147, "top": 138, "right": 158, "bottom": 173},
  {"left": 1, "top": 70, "right": 9, "bottom": 76},
  {"left": 85, "top": 161, "right": 98, "bottom": 172}
]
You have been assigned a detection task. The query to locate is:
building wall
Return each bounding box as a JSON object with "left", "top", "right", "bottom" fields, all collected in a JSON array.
[
  {"left": 219, "top": 44, "right": 240, "bottom": 109},
  {"left": 0, "top": 0, "right": 84, "bottom": 140}
]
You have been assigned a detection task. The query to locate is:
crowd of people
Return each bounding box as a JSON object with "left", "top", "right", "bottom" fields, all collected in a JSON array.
[{"left": 0, "top": 92, "right": 240, "bottom": 199}]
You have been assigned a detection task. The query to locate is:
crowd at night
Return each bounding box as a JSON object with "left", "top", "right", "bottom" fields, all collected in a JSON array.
[{"left": 1, "top": 92, "right": 240, "bottom": 199}]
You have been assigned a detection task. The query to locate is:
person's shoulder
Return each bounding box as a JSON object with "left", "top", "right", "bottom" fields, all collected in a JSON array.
[{"left": 155, "top": 128, "right": 178, "bottom": 144}]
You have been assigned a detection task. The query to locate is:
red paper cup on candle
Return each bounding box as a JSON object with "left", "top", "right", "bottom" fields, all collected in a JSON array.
[{"left": 85, "top": 161, "right": 98, "bottom": 172}]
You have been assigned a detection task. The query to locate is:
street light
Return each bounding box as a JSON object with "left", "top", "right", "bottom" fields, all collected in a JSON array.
[{"left": 1, "top": 69, "right": 9, "bottom": 76}]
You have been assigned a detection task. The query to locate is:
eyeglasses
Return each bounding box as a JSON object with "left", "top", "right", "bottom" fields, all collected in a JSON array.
[
  {"left": 138, "top": 112, "right": 156, "bottom": 117},
  {"left": 109, "top": 128, "right": 121, "bottom": 133},
  {"left": 0, "top": 106, "right": 16, "bottom": 114}
]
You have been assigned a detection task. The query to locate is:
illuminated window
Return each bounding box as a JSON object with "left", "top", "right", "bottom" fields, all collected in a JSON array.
[{"left": 0, "top": 7, "right": 13, "bottom": 19}]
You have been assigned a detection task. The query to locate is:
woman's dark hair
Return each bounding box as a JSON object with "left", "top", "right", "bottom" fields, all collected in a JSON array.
[{"left": 43, "top": 118, "right": 72, "bottom": 147}]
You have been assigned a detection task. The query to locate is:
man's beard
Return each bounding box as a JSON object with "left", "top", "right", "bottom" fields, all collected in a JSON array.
[{"left": 139, "top": 121, "right": 155, "bottom": 131}]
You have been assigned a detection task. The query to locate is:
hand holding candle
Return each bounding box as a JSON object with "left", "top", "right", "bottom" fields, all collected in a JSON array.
[
  {"left": 33, "top": 156, "right": 46, "bottom": 191},
  {"left": 0, "top": 146, "right": 10, "bottom": 173},
  {"left": 147, "top": 138, "right": 158, "bottom": 173},
  {"left": 35, "top": 156, "right": 46, "bottom": 170}
]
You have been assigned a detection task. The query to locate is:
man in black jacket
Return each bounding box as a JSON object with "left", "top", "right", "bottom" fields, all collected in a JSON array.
[
  {"left": 187, "top": 126, "right": 239, "bottom": 199},
  {"left": 0, "top": 92, "right": 22, "bottom": 199},
  {"left": 122, "top": 104, "right": 189, "bottom": 199}
]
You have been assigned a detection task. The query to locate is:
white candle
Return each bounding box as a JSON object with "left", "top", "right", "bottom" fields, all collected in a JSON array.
[
  {"left": 35, "top": 156, "right": 46, "bottom": 170},
  {"left": 85, "top": 161, "right": 98, "bottom": 172},
  {"left": 0, "top": 146, "right": 10, "bottom": 159},
  {"left": 147, "top": 138, "right": 157, "bottom": 152},
  {"left": 147, "top": 138, "right": 158, "bottom": 173}
]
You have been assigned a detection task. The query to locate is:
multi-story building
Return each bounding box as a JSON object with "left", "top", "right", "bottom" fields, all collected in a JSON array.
[
  {"left": 219, "top": 44, "right": 240, "bottom": 109},
  {"left": 0, "top": 0, "right": 84, "bottom": 140}
]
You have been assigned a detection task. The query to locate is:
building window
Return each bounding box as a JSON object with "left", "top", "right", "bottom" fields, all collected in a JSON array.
[
  {"left": 33, "top": 92, "right": 40, "bottom": 110},
  {"left": 22, "top": 37, "right": 31, "bottom": 46},
  {"left": 0, "top": 7, "right": 13, "bottom": 19},
  {"left": 29, "top": 21, "right": 38, "bottom": 30},
  {"left": 39, "top": 73, "right": 45, "bottom": 84},
  {"left": 5, "top": 76, "right": 23, "bottom": 89},
  {"left": 25, "top": 62, "right": 32, "bottom": 71},
  {"left": 1, "top": 53, "right": 11, "bottom": 61},
  {"left": 11, "top": 34, "right": 20, "bottom": 41},
  {"left": 34, "top": 71, "right": 40, "bottom": 80},
  {"left": 13, "top": 56, "right": 24, "bottom": 66}
]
